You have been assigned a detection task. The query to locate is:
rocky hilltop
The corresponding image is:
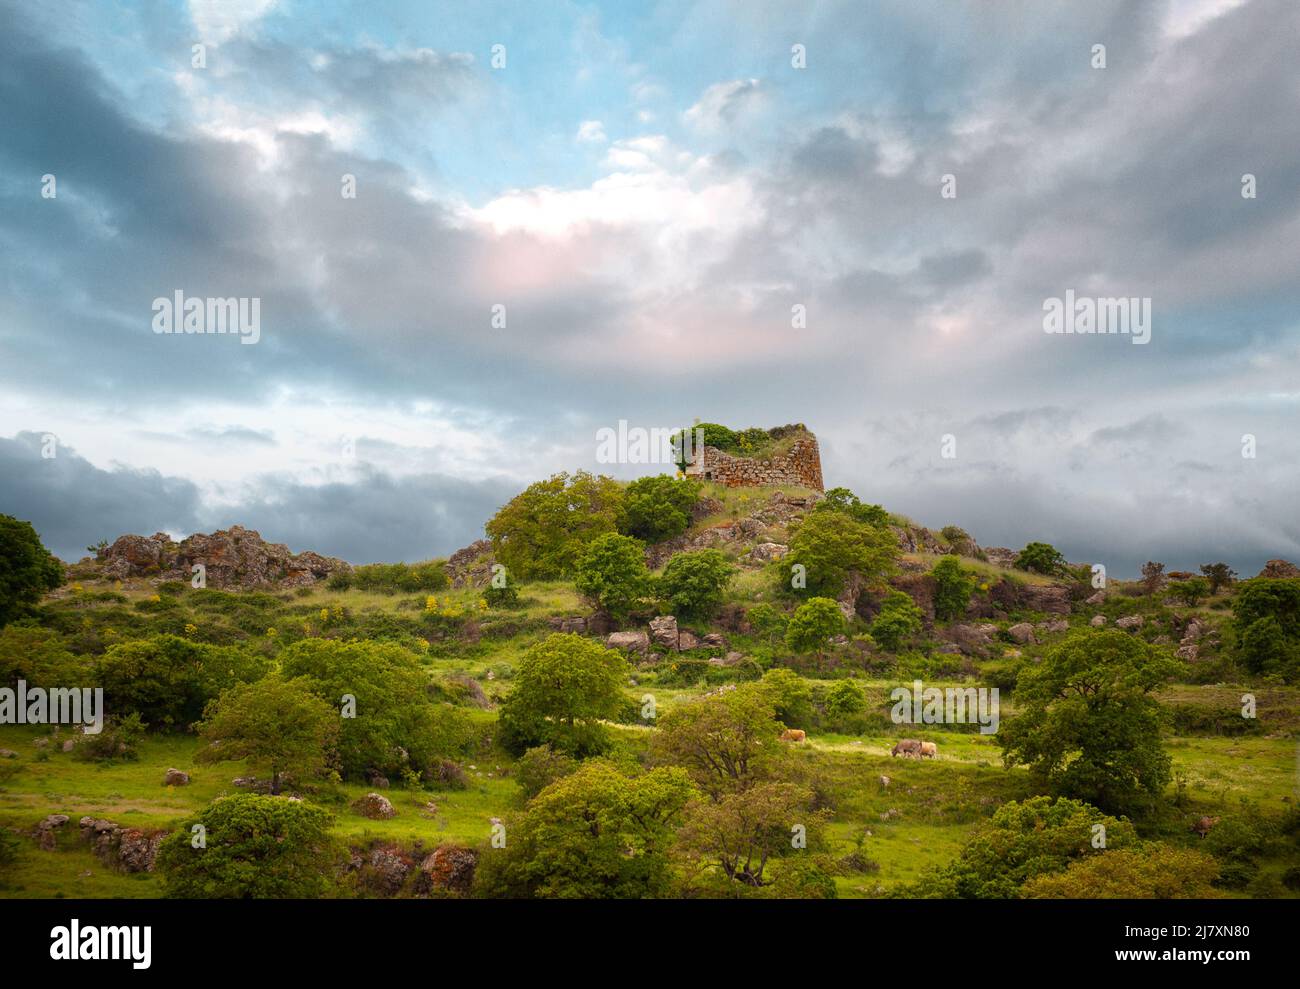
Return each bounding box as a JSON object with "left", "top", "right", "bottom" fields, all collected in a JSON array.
[{"left": 92, "top": 525, "right": 350, "bottom": 590}]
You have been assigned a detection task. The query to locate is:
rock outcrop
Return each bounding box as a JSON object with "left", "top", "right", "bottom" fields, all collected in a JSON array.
[{"left": 99, "top": 525, "right": 349, "bottom": 589}]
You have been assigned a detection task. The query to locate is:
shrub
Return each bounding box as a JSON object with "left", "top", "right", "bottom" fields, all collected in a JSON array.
[
  {"left": 785, "top": 597, "right": 846, "bottom": 657},
  {"left": 824, "top": 679, "right": 867, "bottom": 722},
  {"left": 486, "top": 471, "right": 626, "bottom": 579},
  {"left": 280, "top": 639, "right": 471, "bottom": 781},
  {"left": 498, "top": 633, "right": 630, "bottom": 756},
  {"left": 747, "top": 603, "right": 788, "bottom": 646},
  {"left": 73, "top": 713, "right": 146, "bottom": 762},
  {"left": 484, "top": 581, "right": 520, "bottom": 609},
  {"left": 156, "top": 794, "right": 337, "bottom": 898},
  {"left": 513, "top": 744, "right": 579, "bottom": 802},
  {"left": 932, "top": 556, "right": 975, "bottom": 621},
  {"left": 785, "top": 511, "right": 898, "bottom": 598},
  {"left": 1233, "top": 579, "right": 1300, "bottom": 681},
  {"left": 1200, "top": 563, "right": 1237, "bottom": 594},
  {"left": 328, "top": 560, "right": 448, "bottom": 594},
  {"left": 1014, "top": 542, "right": 1067, "bottom": 577},
  {"left": 815, "top": 488, "right": 890, "bottom": 528},
  {"left": 657, "top": 549, "right": 737, "bottom": 622},
  {"left": 622, "top": 475, "right": 700, "bottom": 543},
  {"left": 870, "top": 592, "right": 923, "bottom": 651},
  {"left": 0, "top": 515, "right": 63, "bottom": 629},
  {"left": 1168, "top": 577, "right": 1210, "bottom": 607},
  {"left": 574, "top": 533, "right": 650, "bottom": 622}
]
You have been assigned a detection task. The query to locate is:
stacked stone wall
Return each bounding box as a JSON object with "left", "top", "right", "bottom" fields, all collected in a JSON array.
[{"left": 690, "top": 436, "right": 824, "bottom": 492}]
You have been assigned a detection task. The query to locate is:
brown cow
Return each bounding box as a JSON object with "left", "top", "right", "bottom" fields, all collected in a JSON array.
[
  {"left": 780, "top": 729, "right": 806, "bottom": 743},
  {"left": 890, "top": 739, "right": 922, "bottom": 758},
  {"left": 1192, "top": 816, "right": 1220, "bottom": 838},
  {"left": 919, "top": 741, "right": 938, "bottom": 759}
]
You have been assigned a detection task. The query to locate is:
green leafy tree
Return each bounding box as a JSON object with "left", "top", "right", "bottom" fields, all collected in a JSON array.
[
  {"left": 652, "top": 682, "right": 786, "bottom": 798},
  {"left": 96, "top": 635, "right": 271, "bottom": 730},
  {"left": 675, "top": 781, "right": 825, "bottom": 891},
  {"left": 280, "top": 639, "right": 471, "bottom": 780},
  {"left": 1169, "top": 577, "right": 1210, "bottom": 607},
  {"left": 931, "top": 555, "right": 975, "bottom": 621},
  {"left": 815, "top": 487, "right": 890, "bottom": 528},
  {"left": 574, "top": 533, "right": 650, "bottom": 622},
  {"left": 485, "top": 471, "right": 626, "bottom": 579},
  {"left": 903, "top": 796, "right": 1138, "bottom": 898},
  {"left": 1021, "top": 844, "right": 1221, "bottom": 898},
  {"left": 784, "top": 597, "right": 845, "bottom": 658},
  {"left": 513, "top": 744, "right": 579, "bottom": 802},
  {"left": 0, "top": 515, "right": 63, "bottom": 628},
  {"left": 622, "top": 475, "right": 700, "bottom": 543},
  {"left": 1199, "top": 563, "right": 1237, "bottom": 595},
  {"left": 1014, "top": 542, "right": 1067, "bottom": 577},
  {"left": 756, "top": 668, "right": 815, "bottom": 729},
  {"left": 498, "top": 633, "right": 630, "bottom": 756},
  {"left": 824, "top": 679, "right": 867, "bottom": 721},
  {"left": 0, "top": 625, "right": 91, "bottom": 689},
  {"left": 999, "top": 630, "right": 1181, "bottom": 813},
  {"left": 657, "top": 549, "right": 737, "bottom": 622},
  {"left": 870, "top": 591, "right": 924, "bottom": 651},
  {"left": 785, "top": 510, "right": 898, "bottom": 598},
  {"left": 156, "top": 794, "right": 338, "bottom": 898},
  {"left": 195, "top": 674, "right": 339, "bottom": 795},
  {"left": 746, "top": 602, "right": 788, "bottom": 646},
  {"left": 474, "top": 761, "right": 695, "bottom": 899},
  {"left": 1233, "top": 579, "right": 1300, "bottom": 681}
]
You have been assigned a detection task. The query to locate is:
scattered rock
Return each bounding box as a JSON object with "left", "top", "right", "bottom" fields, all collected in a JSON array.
[
  {"left": 1036, "top": 619, "right": 1069, "bottom": 635},
  {"left": 420, "top": 845, "right": 478, "bottom": 895},
  {"left": 648, "top": 615, "right": 680, "bottom": 650},
  {"left": 1085, "top": 590, "right": 1106, "bottom": 606},
  {"left": 750, "top": 542, "right": 789, "bottom": 563},
  {"left": 0, "top": 749, "right": 17, "bottom": 759},
  {"left": 1007, "top": 622, "right": 1036, "bottom": 645},
  {"left": 34, "top": 814, "right": 70, "bottom": 850},
  {"left": 163, "top": 768, "right": 190, "bottom": 786},
  {"left": 76, "top": 816, "right": 163, "bottom": 872},
  {"left": 702, "top": 632, "right": 727, "bottom": 649},
  {"left": 606, "top": 630, "right": 649, "bottom": 654},
  {"left": 1089, "top": 615, "right": 1108, "bottom": 627},
  {"left": 708, "top": 651, "right": 745, "bottom": 667},
  {"left": 1115, "top": 615, "right": 1145, "bottom": 630},
  {"left": 352, "top": 793, "right": 397, "bottom": 819},
  {"left": 61, "top": 739, "right": 76, "bottom": 752},
  {"left": 677, "top": 630, "right": 701, "bottom": 650}
]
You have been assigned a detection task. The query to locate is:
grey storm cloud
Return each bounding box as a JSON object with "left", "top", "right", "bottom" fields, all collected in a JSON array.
[
  {"left": 0, "top": 433, "right": 513, "bottom": 565},
  {"left": 2, "top": 0, "right": 1299, "bottom": 576}
]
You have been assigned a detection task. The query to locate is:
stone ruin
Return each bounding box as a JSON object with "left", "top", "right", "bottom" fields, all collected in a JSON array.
[{"left": 683, "top": 424, "right": 824, "bottom": 492}]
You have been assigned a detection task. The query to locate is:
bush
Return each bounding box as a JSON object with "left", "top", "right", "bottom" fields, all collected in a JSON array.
[
  {"left": 73, "top": 713, "right": 146, "bottom": 762},
  {"left": 484, "top": 581, "right": 520, "bottom": 609},
  {"left": 513, "top": 745, "right": 579, "bottom": 802},
  {"left": 0, "top": 515, "right": 63, "bottom": 629},
  {"left": 747, "top": 603, "right": 789, "bottom": 646},
  {"left": 280, "top": 638, "right": 471, "bottom": 781},
  {"left": 1014, "top": 542, "right": 1067, "bottom": 576},
  {"left": 815, "top": 488, "right": 890, "bottom": 528},
  {"left": 574, "top": 533, "right": 650, "bottom": 622},
  {"left": 622, "top": 475, "right": 700, "bottom": 543},
  {"left": 785, "top": 511, "right": 898, "bottom": 598},
  {"left": 156, "top": 794, "right": 338, "bottom": 898},
  {"left": 785, "top": 598, "right": 845, "bottom": 656},
  {"left": 328, "top": 560, "right": 448, "bottom": 594},
  {"left": 1233, "top": 579, "right": 1300, "bottom": 681},
  {"left": 870, "top": 592, "right": 923, "bottom": 651},
  {"left": 485, "top": 471, "right": 627, "bottom": 580},
  {"left": 657, "top": 550, "right": 737, "bottom": 622},
  {"left": 932, "top": 556, "right": 975, "bottom": 621},
  {"left": 498, "top": 633, "right": 630, "bottom": 756},
  {"left": 1168, "top": 577, "right": 1209, "bottom": 607}
]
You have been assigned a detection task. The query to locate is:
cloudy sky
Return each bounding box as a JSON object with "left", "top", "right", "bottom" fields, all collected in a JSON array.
[{"left": 1, "top": 0, "right": 1297, "bottom": 576}]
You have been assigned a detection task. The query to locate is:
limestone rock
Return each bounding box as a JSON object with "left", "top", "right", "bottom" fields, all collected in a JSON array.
[
  {"left": 648, "top": 615, "right": 679, "bottom": 650},
  {"left": 1089, "top": 615, "right": 1108, "bottom": 627},
  {"left": 1258, "top": 559, "right": 1300, "bottom": 579},
  {"left": 606, "top": 630, "right": 649, "bottom": 654},
  {"left": 420, "top": 845, "right": 478, "bottom": 895},
  {"left": 352, "top": 793, "right": 397, "bottom": 819},
  {"left": 1007, "top": 622, "right": 1036, "bottom": 645},
  {"left": 1115, "top": 615, "right": 1145, "bottom": 630}
]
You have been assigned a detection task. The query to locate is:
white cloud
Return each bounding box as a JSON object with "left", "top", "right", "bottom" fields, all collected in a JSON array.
[
  {"left": 576, "top": 119, "right": 607, "bottom": 143},
  {"left": 684, "top": 78, "right": 765, "bottom": 133},
  {"left": 189, "top": 0, "right": 277, "bottom": 43}
]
